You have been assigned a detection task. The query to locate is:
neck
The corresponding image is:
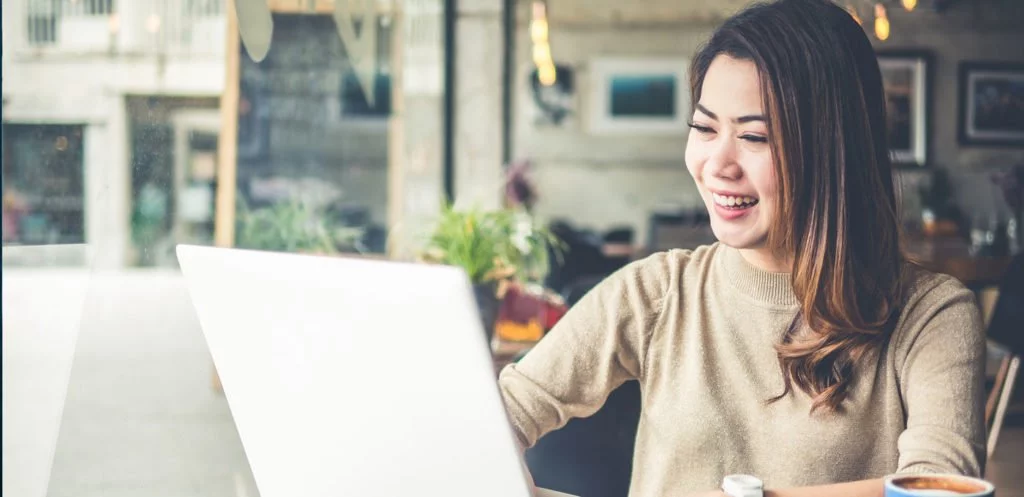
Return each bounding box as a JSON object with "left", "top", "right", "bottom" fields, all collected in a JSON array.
[{"left": 737, "top": 247, "right": 790, "bottom": 273}]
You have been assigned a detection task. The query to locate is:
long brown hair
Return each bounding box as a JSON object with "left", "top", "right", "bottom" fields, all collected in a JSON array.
[{"left": 690, "top": 0, "right": 905, "bottom": 413}]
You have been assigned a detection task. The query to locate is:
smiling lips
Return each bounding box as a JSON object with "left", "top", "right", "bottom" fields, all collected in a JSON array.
[{"left": 712, "top": 192, "right": 759, "bottom": 210}]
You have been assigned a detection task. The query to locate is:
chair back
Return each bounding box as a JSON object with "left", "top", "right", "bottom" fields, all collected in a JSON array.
[
  {"left": 524, "top": 381, "right": 641, "bottom": 497},
  {"left": 986, "top": 253, "right": 1024, "bottom": 354},
  {"left": 984, "top": 253, "right": 1023, "bottom": 461}
]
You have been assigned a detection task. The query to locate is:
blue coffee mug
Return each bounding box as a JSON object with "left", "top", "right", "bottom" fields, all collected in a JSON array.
[{"left": 884, "top": 474, "right": 994, "bottom": 497}]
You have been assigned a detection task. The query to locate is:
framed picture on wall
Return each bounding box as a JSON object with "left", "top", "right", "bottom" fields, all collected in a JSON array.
[
  {"left": 877, "top": 51, "right": 931, "bottom": 166},
  {"left": 587, "top": 58, "right": 690, "bottom": 135},
  {"left": 958, "top": 62, "right": 1024, "bottom": 147}
]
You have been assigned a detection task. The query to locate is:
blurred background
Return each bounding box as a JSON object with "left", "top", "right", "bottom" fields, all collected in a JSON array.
[{"left": 2, "top": 0, "right": 1022, "bottom": 496}]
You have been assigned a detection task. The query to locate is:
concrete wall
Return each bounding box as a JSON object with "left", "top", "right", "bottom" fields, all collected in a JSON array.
[
  {"left": 452, "top": 0, "right": 507, "bottom": 211},
  {"left": 3, "top": 53, "right": 225, "bottom": 268},
  {"left": 507, "top": 0, "right": 1024, "bottom": 242}
]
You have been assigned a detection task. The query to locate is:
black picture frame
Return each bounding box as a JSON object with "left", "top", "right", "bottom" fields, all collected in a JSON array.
[
  {"left": 876, "top": 50, "right": 933, "bottom": 167},
  {"left": 958, "top": 61, "right": 1024, "bottom": 147}
]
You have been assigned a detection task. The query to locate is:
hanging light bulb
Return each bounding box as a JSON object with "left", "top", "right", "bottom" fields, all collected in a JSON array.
[
  {"left": 538, "top": 63, "right": 557, "bottom": 86},
  {"left": 846, "top": 3, "right": 862, "bottom": 25},
  {"left": 530, "top": 18, "right": 548, "bottom": 44},
  {"left": 901, "top": 0, "right": 917, "bottom": 11},
  {"left": 874, "top": 3, "right": 890, "bottom": 41},
  {"left": 533, "top": 44, "right": 552, "bottom": 66}
]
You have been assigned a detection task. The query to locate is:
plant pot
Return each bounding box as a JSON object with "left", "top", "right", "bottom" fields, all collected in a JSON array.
[{"left": 473, "top": 282, "right": 501, "bottom": 345}]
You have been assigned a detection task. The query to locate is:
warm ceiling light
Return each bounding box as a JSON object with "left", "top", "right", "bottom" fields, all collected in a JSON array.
[
  {"left": 538, "top": 63, "right": 557, "bottom": 86},
  {"left": 874, "top": 4, "right": 890, "bottom": 41},
  {"left": 532, "top": 44, "right": 552, "bottom": 66},
  {"left": 108, "top": 13, "right": 120, "bottom": 33},
  {"left": 902, "top": 0, "right": 917, "bottom": 11},
  {"left": 530, "top": 19, "right": 548, "bottom": 43}
]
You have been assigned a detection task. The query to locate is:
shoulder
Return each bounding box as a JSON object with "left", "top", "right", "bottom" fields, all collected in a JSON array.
[
  {"left": 614, "top": 242, "right": 719, "bottom": 298},
  {"left": 890, "top": 263, "right": 985, "bottom": 360},
  {"left": 898, "top": 264, "right": 979, "bottom": 324}
]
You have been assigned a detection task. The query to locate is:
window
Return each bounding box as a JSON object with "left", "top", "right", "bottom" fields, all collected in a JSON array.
[{"left": 2, "top": 124, "right": 86, "bottom": 245}]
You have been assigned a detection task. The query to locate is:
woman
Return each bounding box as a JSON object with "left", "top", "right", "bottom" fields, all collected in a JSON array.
[{"left": 498, "top": 1, "right": 986, "bottom": 496}]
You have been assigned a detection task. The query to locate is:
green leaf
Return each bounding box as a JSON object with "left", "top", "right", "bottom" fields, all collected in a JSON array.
[{"left": 420, "top": 203, "right": 563, "bottom": 285}]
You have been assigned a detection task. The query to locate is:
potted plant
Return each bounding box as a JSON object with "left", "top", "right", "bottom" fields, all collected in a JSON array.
[
  {"left": 420, "top": 203, "right": 561, "bottom": 343},
  {"left": 235, "top": 197, "right": 363, "bottom": 255}
]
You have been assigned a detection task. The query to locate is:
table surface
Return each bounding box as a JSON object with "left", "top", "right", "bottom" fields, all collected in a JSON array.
[
  {"left": 492, "top": 339, "right": 537, "bottom": 373},
  {"left": 905, "top": 235, "right": 1014, "bottom": 288}
]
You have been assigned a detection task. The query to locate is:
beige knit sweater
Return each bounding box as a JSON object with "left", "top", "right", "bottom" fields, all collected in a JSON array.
[{"left": 498, "top": 243, "right": 986, "bottom": 496}]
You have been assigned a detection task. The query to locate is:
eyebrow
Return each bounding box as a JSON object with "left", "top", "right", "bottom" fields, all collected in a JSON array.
[{"left": 695, "top": 103, "right": 766, "bottom": 124}]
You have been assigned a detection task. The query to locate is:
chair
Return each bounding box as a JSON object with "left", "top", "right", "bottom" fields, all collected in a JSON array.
[
  {"left": 646, "top": 209, "right": 716, "bottom": 254},
  {"left": 524, "top": 381, "right": 641, "bottom": 497},
  {"left": 544, "top": 220, "right": 630, "bottom": 299},
  {"left": 984, "top": 253, "right": 1024, "bottom": 460}
]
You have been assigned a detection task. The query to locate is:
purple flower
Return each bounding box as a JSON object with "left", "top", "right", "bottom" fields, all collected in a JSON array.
[{"left": 505, "top": 159, "right": 538, "bottom": 210}]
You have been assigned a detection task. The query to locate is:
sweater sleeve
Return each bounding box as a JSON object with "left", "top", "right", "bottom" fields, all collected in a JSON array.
[
  {"left": 497, "top": 252, "right": 673, "bottom": 449},
  {"left": 894, "top": 274, "right": 987, "bottom": 477}
]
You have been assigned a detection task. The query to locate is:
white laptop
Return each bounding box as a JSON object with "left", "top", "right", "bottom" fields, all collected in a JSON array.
[{"left": 176, "top": 245, "right": 570, "bottom": 497}]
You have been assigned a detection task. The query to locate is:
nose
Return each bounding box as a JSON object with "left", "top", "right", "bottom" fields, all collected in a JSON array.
[{"left": 704, "top": 137, "right": 743, "bottom": 182}]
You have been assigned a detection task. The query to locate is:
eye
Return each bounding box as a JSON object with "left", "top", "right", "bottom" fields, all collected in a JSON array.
[
  {"left": 740, "top": 134, "right": 768, "bottom": 144},
  {"left": 687, "top": 122, "right": 715, "bottom": 134}
]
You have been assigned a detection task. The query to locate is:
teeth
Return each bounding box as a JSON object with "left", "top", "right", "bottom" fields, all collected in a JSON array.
[{"left": 712, "top": 193, "right": 758, "bottom": 208}]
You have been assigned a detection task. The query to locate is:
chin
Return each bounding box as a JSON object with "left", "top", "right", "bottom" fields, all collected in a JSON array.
[{"left": 709, "top": 223, "right": 766, "bottom": 250}]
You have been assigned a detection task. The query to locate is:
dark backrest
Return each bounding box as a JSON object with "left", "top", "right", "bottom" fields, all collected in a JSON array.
[
  {"left": 524, "top": 380, "right": 642, "bottom": 497},
  {"left": 987, "top": 253, "right": 1024, "bottom": 354},
  {"left": 544, "top": 220, "right": 630, "bottom": 296}
]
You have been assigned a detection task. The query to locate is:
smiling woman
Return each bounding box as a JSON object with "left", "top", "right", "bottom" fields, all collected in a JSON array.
[
  {"left": 686, "top": 0, "right": 906, "bottom": 416},
  {"left": 498, "top": 1, "right": 987, "bottom": 496}
]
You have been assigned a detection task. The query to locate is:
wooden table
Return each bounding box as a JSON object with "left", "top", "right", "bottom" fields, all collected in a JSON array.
[
  {"left": 492, "top": 338, "right": 538, "bottom": 374},
  {"left": 918, "top": 256, "right": 1013, "bottom": 289},
  {"left": 906, "top": 235, "right": 1014, "bottom": 288}
]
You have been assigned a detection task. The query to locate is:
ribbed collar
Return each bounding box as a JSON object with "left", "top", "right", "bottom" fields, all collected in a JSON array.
[{"left": 716, "top": 244, "right": 799, "bottom": 308}]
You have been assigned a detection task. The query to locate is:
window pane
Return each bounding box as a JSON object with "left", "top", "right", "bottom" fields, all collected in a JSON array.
[
  {"left": 235, "top": 13, "right": 392, "bottom": 255},
  {"left": 3, "top": 124, "right": 86, "bottom": 245}
]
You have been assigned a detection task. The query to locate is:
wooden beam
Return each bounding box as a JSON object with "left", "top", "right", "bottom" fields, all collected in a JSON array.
[
  {"left": 386, "top": 5, "right": 404, "bottom": 259},
  {"left": 214, "top": 0, "right": 241, "bottom": 248},
  {"left": 267, "top": 0, "right": 398, "bottom": 14},
  {"left": 267, "top": 0, "right": 331, "bottom": 13}
]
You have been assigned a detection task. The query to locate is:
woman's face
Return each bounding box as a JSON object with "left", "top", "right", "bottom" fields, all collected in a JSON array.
[{"left": 685, "top": 55, "right": 779, "bottom": 259}]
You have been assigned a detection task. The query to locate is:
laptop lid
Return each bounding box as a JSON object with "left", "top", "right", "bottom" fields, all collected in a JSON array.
[{"left": 176, "top": 244, "right": 532, "bottom": 497}]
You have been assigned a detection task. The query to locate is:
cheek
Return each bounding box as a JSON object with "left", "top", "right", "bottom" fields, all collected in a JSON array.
[
  {"left": 751, "top": 156, "right": 777, "bottom": 199},
  {"left": 684, "top": 138, "right": 703, "bottom": 182}
]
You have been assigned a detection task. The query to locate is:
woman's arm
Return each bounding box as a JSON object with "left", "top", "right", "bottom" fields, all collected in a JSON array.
[
  {"left": 689, "top": 478, "right": 884, "bottom": 497},
  {"left": 498, "top": 253, "right": 675, "bottom": 449},
  {"left": 891, "top": 276, "right": 987, "bottom": 475}
]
